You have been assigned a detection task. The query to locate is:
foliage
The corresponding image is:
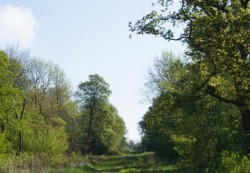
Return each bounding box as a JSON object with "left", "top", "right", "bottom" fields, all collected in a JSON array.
[
  {"left": 139, "top": 52, "right": 186, "bottom": 159},
  {"left": 13, "top": 55, "right": 70, "bottom": 156},
  {"left": 125, "top": 140, "right": 143, "bottom": 152},
  {"left": 139, "top": 51, "right": 245, "bottom": 171},
  {"left": 131, "top": 0, "right": 249, "bottom": 171},
  {"left": 1, "top": 47, "right": 127, "bottom": 167},
  {"left": 0, "top": 48, "right": 74, "bottom": 168},
  {"left": 75, "top": 74, "right": 126, "bottom": 155},
  {"left": 218, "top": 151, "right": 250, "bottom": 173},
  {"left": 0, "top": 51, "right": 21, "bottom": 156}
]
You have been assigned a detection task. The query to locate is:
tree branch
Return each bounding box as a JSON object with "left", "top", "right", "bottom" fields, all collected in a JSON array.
[
  {"left": 203, "top": 0, "right": 229, "bottom": 13},
  {"left": 205, "top": 84, "right": 242, "bottom": 107}
]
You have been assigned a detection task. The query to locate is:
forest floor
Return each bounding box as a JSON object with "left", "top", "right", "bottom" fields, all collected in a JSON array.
[{"left": 50, "top": 152, "right": 199, "bottom": 173}]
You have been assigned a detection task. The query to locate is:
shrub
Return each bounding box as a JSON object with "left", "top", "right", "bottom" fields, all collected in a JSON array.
[
  {"left": 61, "top": 152, "right": 88, "bottom": 167},
  {"left": 171, "top": 135, "right": 196, "bottom": 166},
  {"left": 218, "top": 151, "right": 250, "bottom": 173}
]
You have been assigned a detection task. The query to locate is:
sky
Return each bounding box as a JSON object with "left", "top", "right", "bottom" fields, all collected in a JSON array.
[{"left": 0, "top": 0, "right": 185, "bottom": 142}]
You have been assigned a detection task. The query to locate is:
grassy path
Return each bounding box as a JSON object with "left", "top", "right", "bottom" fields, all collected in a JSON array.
[{"left": 51, "top": 152, "right": 197, "bottom": 173}]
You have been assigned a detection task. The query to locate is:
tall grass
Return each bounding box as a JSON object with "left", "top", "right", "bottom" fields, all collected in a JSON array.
[
  {"left": 0, "top": 153, "right": 50, "bottom": 173},
  {"left": 0, "top": 152, "right": 88, "bottom": 173}
]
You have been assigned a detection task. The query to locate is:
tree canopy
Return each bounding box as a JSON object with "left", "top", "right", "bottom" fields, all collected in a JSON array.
[
  {"left": 131, "top": 0, "right": 249, "bottom": 153},
  {"left": 0, "top": 48, "right": 127, "bottom": 171},
  {"left": 75, "top": 74, "right": 126, "bottom": 155},
  {"left": 131, "top": 1, "right": 249, "bottom": 170},
  {"left": 130, "top": 0, "right": 249, "bottom": 123}
]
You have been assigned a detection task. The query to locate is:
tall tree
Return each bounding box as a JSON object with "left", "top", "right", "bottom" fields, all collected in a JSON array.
[
  {"left": 140, "top": 51, "right": 243, "bottom": 170},
  {"left": 75, "top": 74, "right": 126, "bottom": 154},
  {"left": 76, "top": 74, "right": 111, "bottom": 154},
  {"left": 130, "top": 0, "right": 250, "bottom": 152},
  {"left": 5, "top": 47, "right": 31, "bottom": 153},
  {"left": 0, "top": 51, "right": 22, "bottom": 154},
  {"left": 2, "top": 47, "right": 72, "bottom": 158}
]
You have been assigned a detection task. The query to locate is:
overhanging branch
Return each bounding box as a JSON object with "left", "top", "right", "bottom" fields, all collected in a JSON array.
[{"left": 206, "top": 84, "right": 241, "bottom": 107}]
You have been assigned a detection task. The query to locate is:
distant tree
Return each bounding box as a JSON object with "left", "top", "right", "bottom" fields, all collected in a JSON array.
[
  {"left": 127, "top": 140, "right": 142, "bottom": 152},
  {"left": 76, "top": 74, "right": 111, "bottom": 153},
  {"left": 76, "top": 74, "right": 126, "bottom": 154},
  {"left": 91, "top": 103, "right": 126, "bottom": 154}
]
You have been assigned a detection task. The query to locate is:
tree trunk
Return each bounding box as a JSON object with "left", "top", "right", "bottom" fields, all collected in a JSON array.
[
  {"left": 241, "top": 109, "right": 250, "bottom": 131},
  {"left": 86, "top": 106, "right": 94, "bottom": 154},
  {"left": 19, "top": 130, "right": 23, "bottom": 153},
  {"left": 240, "top": 108, "right": 250, "bottom": 154},
  {"left": 17, "top": 99, "right": 26, "bottom": 154}
]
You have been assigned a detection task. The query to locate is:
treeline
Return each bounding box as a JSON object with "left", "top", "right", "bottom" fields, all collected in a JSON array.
[
  {"left": 131, "top": 0, "right": 250, "bottom": 172},
  {"left": 0, "top": 47, "right": 126, "bottom": 169},
  {"left": 140, "top": 52, "right": 248, "bottom": 171}
]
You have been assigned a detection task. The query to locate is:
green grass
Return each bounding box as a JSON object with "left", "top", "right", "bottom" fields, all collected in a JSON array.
[
  {"left": 50, "top": 164, "right": 94, "bottom": 173},
  {"left": 50, "top": 152, "right": 199, "bottom": 173}
]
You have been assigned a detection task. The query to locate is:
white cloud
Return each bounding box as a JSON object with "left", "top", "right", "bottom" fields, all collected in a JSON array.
[{"left": 0, "top": 5, "right": 38, "bottom": 48}]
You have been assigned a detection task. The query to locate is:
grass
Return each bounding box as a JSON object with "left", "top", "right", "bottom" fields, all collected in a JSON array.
[
  {"left": 50, "top": 164, "right": 95, "bottom": 173},
  {"left": 50, "top": 152, "right": 199, "bottom": 173}
]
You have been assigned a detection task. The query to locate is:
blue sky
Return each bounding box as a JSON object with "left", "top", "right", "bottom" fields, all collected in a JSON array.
[{"left": 0, "top": 0, "right": 185, "bottom": 141}]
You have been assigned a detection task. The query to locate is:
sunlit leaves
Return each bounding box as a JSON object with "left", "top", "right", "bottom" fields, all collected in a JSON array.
[{"left": 140, "top": 51, "right": 244, "bottom": 170}]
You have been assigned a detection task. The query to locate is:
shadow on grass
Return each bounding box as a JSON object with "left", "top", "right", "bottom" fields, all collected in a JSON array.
[
  {"left": 52, "top": 152, "right": 201, "bottom": 173},
  {"left": 51, "top": 164, "right": 97, "bottom": 173},
  {"left": 90, "top": 155, "right": 198, "bottom": 173}
]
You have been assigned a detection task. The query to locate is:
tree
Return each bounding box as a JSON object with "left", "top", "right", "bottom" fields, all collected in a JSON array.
[
  {"left": 76, "top": 74, "right": 111, "bottom": 153},
  {"left": 19, "top": 57, "right": 71, "bottom": 158},
  {"left": 140, "top": 51, "right": 244, "bottom": 170},
  {"left": 130, "top": 0, "right": 250, "bottom": 152},
  {"left": 90, "top": 103, "right": 126, "bottom": 154},
  {"left": 0, "top": 51, "right": 22, "bottom": 155},
  {"left": 75, "top": 74, "right": 126, "bottom": 154},
  {"left": 140, "top": 52, "right": 186, "bottom": 158},
  {"left": 4, "top": 46, "right": 31, "bottom": 154},
  {"left": 1, "top": 47, "right": 72, "bottom": 159}
]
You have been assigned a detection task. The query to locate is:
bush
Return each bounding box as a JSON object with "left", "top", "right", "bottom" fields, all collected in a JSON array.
[
  {"left": 171, "top": 135, "right": 196, "bottom": 166},
  {"left": 23, "top": 126, "right": 68, "bottom": 164},
  {"left": 218, "top": 151, "right": 250, "bottom": 173},
  {"left": 60, "top": 152, "right": 88, "bottom": 168}
]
